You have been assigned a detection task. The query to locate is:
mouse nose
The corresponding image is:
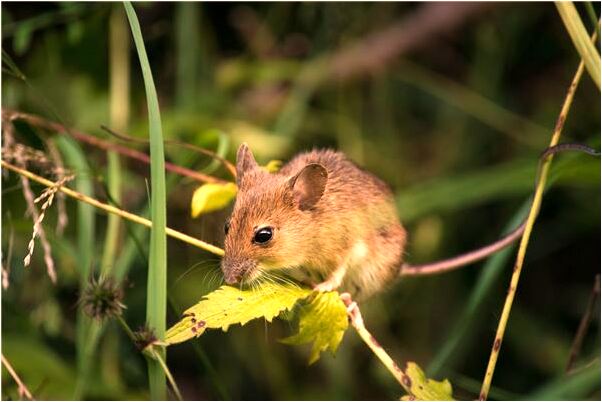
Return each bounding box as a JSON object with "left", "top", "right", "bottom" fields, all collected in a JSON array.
[
  {"left": 221, "top": 258, "right": 255, "bottom": 285},
  {"left": 224, "top": 269, "right": 241, "bottom": 285}
]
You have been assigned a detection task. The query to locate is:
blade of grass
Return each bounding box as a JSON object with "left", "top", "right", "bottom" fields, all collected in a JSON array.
[
  {"left": 124, "top": 2, "right": 168, "bottom": 399},
  {"left": 556, "top": 3, "right": 601, "bottom": 89},
  {"left": 55, "top": 135, "right": 96, "bottom": 399},
  {"left": 101, "top": 5, "right": 129, "bottom": 278},
  {"left": 175, "top": 2, "right": 200, "bottom": 111}
]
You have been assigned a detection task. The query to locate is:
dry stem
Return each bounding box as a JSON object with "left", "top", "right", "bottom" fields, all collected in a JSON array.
[
  {"left": 565, "top": 274, "right": 600, "bottom": 373},
  {"left": 2, "top": 160, "right": 225, "bottom": 257},
  {"left": 478, "top": 32, "right": 594, "bottom": 400},
  {"left": 1, "top": 354, "right": 35, "bottom": 400},
  {"left": 341, "top": 296, "right": 410, "bottom": 394}
]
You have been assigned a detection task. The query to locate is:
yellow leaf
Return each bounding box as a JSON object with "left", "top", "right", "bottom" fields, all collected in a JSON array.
[
  {"left": 165, "top": 282, "right": 312, "bottom": 345},
  {"left": 190, "top": 182, "right": 237, "bottom": 218},
  {"left": 261, "top": 160, "right": 283, "bottom": 173},
  {"left": 280, "top": 291, "right": 349, "bottom": 364},
  {"left": 400, "top": 362, "right": 454, "bottom": 401}
]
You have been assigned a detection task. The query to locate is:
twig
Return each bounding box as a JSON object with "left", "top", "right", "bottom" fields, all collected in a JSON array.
[
  {"left": 150, "top": 347, "right": 184, "bottom": 401},
  {"left": 1, "top": 354, "right": 35, "bottom": 400},
  {"left": 2, "top": 109, "right": 226, "bottom": 184},
  {"left": 1, "top": 159, "right": 225, "bottom": 257},
  {"left": 478, "top": 29, "right": 597, "bottom": 400},
  {"left": 100, "top": 124, "right": 237, "bottom": 178},
  {"left": 341, "top": 296, "right": 409, "bottom": 393},
  {"left": 565, "top": 274, "right": 600, "bottom": 373}
]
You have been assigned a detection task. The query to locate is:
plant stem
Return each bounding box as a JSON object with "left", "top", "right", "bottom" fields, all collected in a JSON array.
[
  {"left": 2, "top": 109, "right": 225, "bottom": 184},
  {"left": 151, "top": 348, "right": 184, "bottom": 401},
  {"left": 1, "top": 354, "right": 35, "bottom": 400},
  {"left": 343, "top": 301, "right": 408, "bottom": 393},
  {"left": 1, "top": 160, "right": 225, "bottom": 256},
  {"left": 565, "top": 274, "right": 600, "bottom": 373},
  {"left": 478, "top": 31, "right": 594, "bottom": 400}
]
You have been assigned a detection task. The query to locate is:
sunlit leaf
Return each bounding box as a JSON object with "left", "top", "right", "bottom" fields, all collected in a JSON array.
[
  {"left": 400, "top": 362, "right": 454, "bottom": 401},
  {"left": 190, "top": 182, "right": 237, "bottom": 218},
  {"left": 280, "top": 291, "right": 349, "bottom": 364},
  {"left": 165, "top": 282, "right": 312, "bottom": 345},
  {"left": 262, "top": 160, "right": 283, "bottom": 173}
]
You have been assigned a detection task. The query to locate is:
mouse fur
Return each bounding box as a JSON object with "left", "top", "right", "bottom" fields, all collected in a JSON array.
[{"left": 221, "top": 143, "right": 406, "bottom": 300}]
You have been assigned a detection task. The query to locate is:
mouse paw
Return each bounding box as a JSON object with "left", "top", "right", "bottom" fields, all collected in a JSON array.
[
  {"left": 313, "top": 281, "right": 336, "bottom": 293},
  {"left": 338, "top": 292, "right": 358, "bottom": 315}
]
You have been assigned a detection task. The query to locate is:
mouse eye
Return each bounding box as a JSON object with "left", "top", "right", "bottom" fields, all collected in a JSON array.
[
  {"left": 253, "top": 227, "right": 273, "bottom": 244},
  {"left": 224, "top": 220, "right": 230, "bottom": 235}
]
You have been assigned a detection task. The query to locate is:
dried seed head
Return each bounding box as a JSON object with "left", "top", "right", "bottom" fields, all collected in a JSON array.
[
  {"left": 134, "top": 325, "right": 158, "bottom": 351},
  {"left": 80, "top": 277, "right": 125, "bottom": 320}
]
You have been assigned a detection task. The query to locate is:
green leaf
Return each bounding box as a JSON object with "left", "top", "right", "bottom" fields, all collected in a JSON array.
[
  {"left": 190, "top": 182, "right": 237, "bottom": 218},
  {"left": 401, "top": 362, "right": 454, "bottom": 401},
  {"left": 280, "top": 291, "right": 349, "bottom": 364},
  {"left": 13, "top": 23, "right": 33, "bottom": 56},
  {"left": 261, "top": 160, "right": 283, "bottom": 173},
  {"left": 165, "top": 282, "right": 312, "bottom": 345}
]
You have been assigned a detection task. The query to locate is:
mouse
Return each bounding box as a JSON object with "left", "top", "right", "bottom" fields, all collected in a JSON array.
[
  {"left": 220, "top": 142, "right": 600, "bottom": 300},
  {"left": 221, "top": 143, "right": 407, "bottom": 300}
]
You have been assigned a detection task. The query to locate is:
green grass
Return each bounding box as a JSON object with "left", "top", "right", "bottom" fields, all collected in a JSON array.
[{"left": 124, "top": 2, "right": 168, "bottom": 399}]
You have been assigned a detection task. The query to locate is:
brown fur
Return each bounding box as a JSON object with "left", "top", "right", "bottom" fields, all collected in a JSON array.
[{"left": 222, "top": 144, "right": 406, "bottom": 300}]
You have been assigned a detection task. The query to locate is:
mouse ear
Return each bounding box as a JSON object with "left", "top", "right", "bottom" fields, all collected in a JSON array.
[
  {"left": 288, "top": 163, "right": 328, "bottom": 210},
  {"left": 236, "top": 143, "right": 258, "bottom": 185}
]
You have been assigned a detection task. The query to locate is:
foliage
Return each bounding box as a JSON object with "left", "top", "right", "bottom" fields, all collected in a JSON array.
[
  {"left": 281, "top": 291, "right": 348, "bottom": 364},
  {"left": 401, "top": 362, "right": 455, "bottom": 401},
  {"left": 165, "top": 283, "right": 312, "bottom": 344},
  {"left": 190, "top": 182, "right": 238, "bottom": 218}
]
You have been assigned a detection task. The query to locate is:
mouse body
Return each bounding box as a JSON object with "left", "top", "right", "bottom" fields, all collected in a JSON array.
[{"left": 221, "top": 144, "right": 406, "bottom": 300}]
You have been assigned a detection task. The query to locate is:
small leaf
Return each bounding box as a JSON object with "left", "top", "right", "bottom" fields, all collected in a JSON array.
[
  {"left": 280, "top": 291, "right": 349, "bottom": 364},
  {"left": 261, "top": 160, "right": 283, "bottom": 173},
  {"left": 401, "top": 362, "right": 454, "bottom": 401},
  {"left": 190, "top": 182, "right": 237, "bottom": 218},
  {"left": 13, "top": 23, "right": 33, "bottom": 56},
  {"left": 165, "top": 282, "right": 312, "bottom": 345}
]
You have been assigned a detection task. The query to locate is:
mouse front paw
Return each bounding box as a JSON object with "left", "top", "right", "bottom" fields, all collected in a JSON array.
[{"left": 313, "top": 279, "right": 343, "bottom": 293}]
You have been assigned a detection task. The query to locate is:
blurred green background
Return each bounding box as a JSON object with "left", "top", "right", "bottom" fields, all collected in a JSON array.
[{"left": 1, "top": 2, "right": 600, "bottom": 400}]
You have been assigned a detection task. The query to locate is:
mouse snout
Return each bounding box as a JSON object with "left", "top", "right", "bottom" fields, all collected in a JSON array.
[{"left": 221, "top": 257, "right": 256, "bottom": 285}]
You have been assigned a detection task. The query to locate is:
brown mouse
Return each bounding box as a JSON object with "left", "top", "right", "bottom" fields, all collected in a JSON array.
[{"left": 221, "top": 143, "right": 407, "bottom": 300}]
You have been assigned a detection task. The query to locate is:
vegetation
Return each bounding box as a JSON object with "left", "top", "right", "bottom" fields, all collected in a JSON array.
[{"left": 1, "top": 2, "right": 600, "bottom": 400}]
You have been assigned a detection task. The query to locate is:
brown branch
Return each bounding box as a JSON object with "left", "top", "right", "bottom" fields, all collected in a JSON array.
[
  {"left": 566, "top": 274, "right": 600, "bottom": 373},
  {"left": 1, "top": 354, "right": 35, "bottom": 400},
  {"left": 328, "top": 2, "right": 492, "bottom": 82},
  {"left": 2, "top": 110, "right": 226, "bottom": 184},
  {"left": 100, "top": 124, "right": 237, "bottom": 178}
]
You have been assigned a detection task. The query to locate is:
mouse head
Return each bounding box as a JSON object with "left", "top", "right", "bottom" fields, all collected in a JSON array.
[{"left": 221, "top": 143, "right": 327, "bottom": 285}]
